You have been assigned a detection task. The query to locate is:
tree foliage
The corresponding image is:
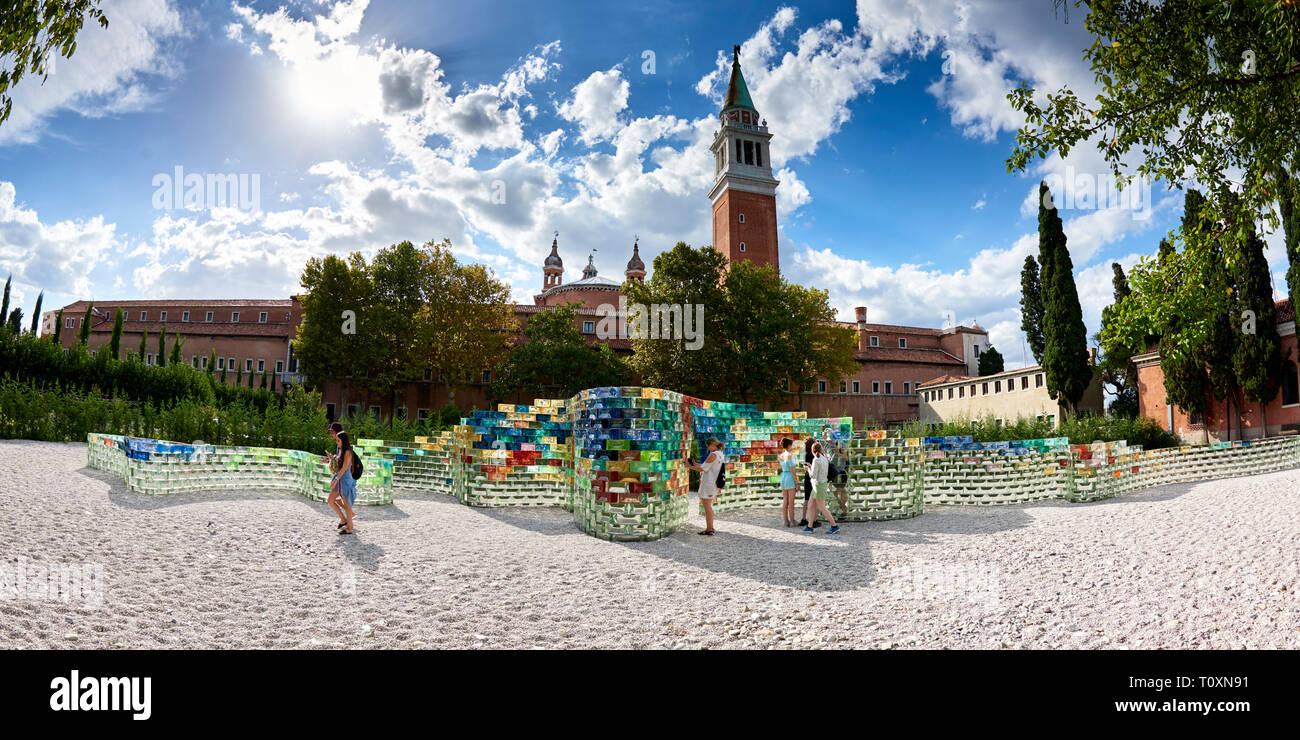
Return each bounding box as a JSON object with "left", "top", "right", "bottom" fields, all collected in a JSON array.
[
  {"left": 1019, "top": 255, "right": 1045, "bottom": 364},
  {"left": 978, "top": 346, "right": 1005, "bottom": 376},
  {"left": 490, "top": 303, "right": 628, "bottom": 401},
  {"left": 108, "top": 307, "right": 123, "bottom": 359},
  {"left": 0, "top": 0, "right": 108, "bottom": 127},
  {"left": 623, "top": 242, "right": 857, "bottom": 405},
  {"left": 30, "top": 291, "right": 42, "bottom": 335},
  {"left": 1037, "top": 183, "right": 1094, "bottom": 412},
  {"left": 77, "top": 303, "right": 91, "bottom": 344},
  {"left": 1098, "top": 263, "right": 1139, "bottom": 417},
  {"left": 1008, "top": 0, "right": 1300, "bottom": 263}
]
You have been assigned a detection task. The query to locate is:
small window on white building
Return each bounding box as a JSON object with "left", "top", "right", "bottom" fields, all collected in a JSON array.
[{"left": 276, "top": 360, "right": 284, "bottom": 373}]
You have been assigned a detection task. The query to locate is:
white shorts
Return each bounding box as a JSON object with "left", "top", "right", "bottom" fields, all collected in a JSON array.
[{"left": 697, "top": 487, "right": 718, "bottom": 501}]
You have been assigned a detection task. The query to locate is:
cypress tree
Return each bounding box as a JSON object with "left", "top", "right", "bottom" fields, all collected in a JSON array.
[
  {"left": 235, "top": 365, "right": 243, "bottom": 385},
  {"left": 247, "top": 368, "right": 255, "bottom": 387},
  {"left": 1099, "top": 263, "right": 1139, "bottom": 418},
  {"left": 1233, "top": 228, "right": 1285, "bottom": 434},
  {"left": 0, "top": 275, "right": 9, "bottom": 328},
  {"left": 7, "top": 308, "right": 22, "bottom": 333},
  {"left": 170, "top": 336, "right": 184, "bottom": 365},
  {"left": 270, "top": 373, "right": 277, "bottom": 392},
  {"left": 207, "top": 349, "right": 217, "bottom": 376},
  {"left": 139, "top": 327, "right": 149, "bottom": 361},
  {"left": 978, "top": 346, "right": 1004, "bottom": 376},
  {"left": 1280, "top": 168, "right": 1300, "bottom": 315},
  {"left": 1020, "top": 255, "right": 1045, "bottom": 364},
  {"left": 220, "top": 366, "right": 228, "bottom": 384},
  {"left": 29, "top": 291, "right": 42, "bottom": 334},
  {"left": 52, "top": 309, "right": 63, "bottom": 344},
  {"left": 78, "top": 303, "right": 93, "bottom": 344},
  {"left": 108, "top": 308, "right": 124, "bottom": 359},
  {"left": 156, "top": 322, "right": 167, "bottom": 368},
  {"left": 1037, "top": 182, "right": 1093, "bottom": 413},
  {"left": 259, "top": 371, "right": 268, "bottom": 390}
]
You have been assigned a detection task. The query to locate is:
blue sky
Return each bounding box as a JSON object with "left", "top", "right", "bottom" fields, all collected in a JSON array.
[{"left": 0, "top": 0, "right": 1287, "bottom": 367}]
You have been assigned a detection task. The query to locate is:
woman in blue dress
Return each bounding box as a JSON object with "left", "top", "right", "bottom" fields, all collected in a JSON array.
[
  {"left": 326, "top": 423, "right": 357, "bottom": 534},
  {"left": 778, "top": 437, "right": 798, "bottom": 527}
]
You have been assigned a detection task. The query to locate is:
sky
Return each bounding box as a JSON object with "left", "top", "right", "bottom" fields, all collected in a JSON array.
[{"left": 0, "top": 0, "right": 1290, "bottom": 369}]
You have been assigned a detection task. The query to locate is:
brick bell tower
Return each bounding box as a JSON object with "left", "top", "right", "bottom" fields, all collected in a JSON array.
[{"left": 708, "top": 44, "right": 779, "bottom": 270}]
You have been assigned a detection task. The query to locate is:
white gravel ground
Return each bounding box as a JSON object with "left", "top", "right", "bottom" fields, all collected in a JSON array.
[{"left": 1, "top": 439, "right": 1297, "bottom": 649}]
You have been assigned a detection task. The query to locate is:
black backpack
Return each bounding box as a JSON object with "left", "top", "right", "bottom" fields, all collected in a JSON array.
[
  {"left": 716, "top": 459, "right": 726, "bottom": 489},
  {"left": 350, "top": 452, "right": 364, "bottom": 479}
]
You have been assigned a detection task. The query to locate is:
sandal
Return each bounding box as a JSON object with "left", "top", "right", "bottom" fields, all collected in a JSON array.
[
  {"left": 337, "top": 522, "right": 347, "bottom": 530},
  {"left": 697, "top": 530, "right": 714, "bottom": 536}
]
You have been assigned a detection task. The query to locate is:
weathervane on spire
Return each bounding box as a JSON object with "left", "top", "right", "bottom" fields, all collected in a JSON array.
[{"left": 733, "top": 44, "right": 740, "bottom": 63}]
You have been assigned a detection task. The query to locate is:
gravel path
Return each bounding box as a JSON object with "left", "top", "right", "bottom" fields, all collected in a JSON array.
[{"left": 1, "top": 439, "right": 1297, "bottom": 649}]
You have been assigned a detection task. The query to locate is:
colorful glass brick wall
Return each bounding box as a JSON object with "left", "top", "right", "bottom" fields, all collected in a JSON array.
[
  {"left": 570, "top": 387, "right": 691, "bottom": 541},
  {"left": 835, "top": 430, "right": 925, "bottom": 520},
  {"left": 86, "top": 432, "right": 394, "bottom": 504},
  {"left": 353, "top": 433, "right": 456, "bottom": 495},
  {"left": 920, "top": 436, "right": 1072, "bottom": 505},
  {"left": 450, "top": 401, "right": 572, "bottom": 507}
]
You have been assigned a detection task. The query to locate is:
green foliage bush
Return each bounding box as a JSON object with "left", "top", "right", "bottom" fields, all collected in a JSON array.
[{"left": 896, "top": 412, "right": 1180, "bottom": 449}]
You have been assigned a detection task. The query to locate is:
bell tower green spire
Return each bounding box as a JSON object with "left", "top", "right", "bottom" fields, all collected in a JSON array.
[{"left": 722, "top": 44, "right": 756, "bottom": 114}]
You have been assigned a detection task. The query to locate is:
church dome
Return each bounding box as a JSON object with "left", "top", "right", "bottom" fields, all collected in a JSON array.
[
  {"left": 626, "top": 241, "right": 645, "bottom": 273},
  {"left": 544, "top": 237, "right": 563, "bottom": 268}
]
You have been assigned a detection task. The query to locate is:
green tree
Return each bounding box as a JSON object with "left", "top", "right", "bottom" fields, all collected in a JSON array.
[
  {"left": 294, "top": 252, "right": 369, "bottom": 411},
  {"left": 978, "top": 346, "right": 1005, "bottom": 376},
  {"left": 6, "top": 308, "right": 22, "bottom": 334},
  {"left": 490, "top": 303, "right": 628, "bottom": 401},
  {"left": 625, "top": 242, "right": 856, "bottom": 404},
  {"left": 1008, "top": 1, "right": 1300, "bottom": 263},
  {"left": 107, "top": 307, "right": 123, "bottom": 359},
  {"left": 1037, "top": 182, "right": 1093, "bottom": 413},
  {"left": 0, "top": 1, "right": 108, "bottom": 127},
  {"left": 260, "top": 371, "right": 268, "bottom": 390},
  {"left": 235, "top": 364, "right": 243, "bottom": 385},
  {"left": 77, "top": 303, "right": 92, "bottom": 344},
  {"left": 207, "top": 349, "right": 216, "bottom": 376},
  {"left": 247, "top": 367, "right": 254, "bottom": 388},
  {"left": 156, "top": 322, "right": 167, "bottom": 367},
  {"left": 412, "top": 239, "right": 516, "bottom": 407},
  {"left": 0, "top": 275, "right": 9, "bottom": 330},
  {"left": 138, "top": 327, "right": 148, "bottom": 361},
  {"left": 29, "top": 291, "right": 42, "bottom": 334},
  {"left": 1281, "top": 168, "right": 1300, "bottom": 315},
  {"left": 169, "top": 336, "right": 183, "bottom": 365},
  {"left": 52, "top": 308, "right": 63, "bottom": 344},
  {"left": 1233, "top": 228, "right": 1286, "bottom": 434},
  {"left": 1019, "top": 254, "right": 1045, "bottom": 364},
  {"left": 1098, "top": 263, "right": 1139, "bottom": 418},
  {"left": 220, "top": 365, "right": 227, "bottom": 384}
]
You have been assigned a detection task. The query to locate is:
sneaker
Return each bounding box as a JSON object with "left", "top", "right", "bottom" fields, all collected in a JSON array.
[
  {"left": 802, "top": 526, "right": 815, "bottom": 533},
  {"left": 826, "top": 526, "right": 841, "bottom": 535},
  {"left": 798, "top": 519, "right": 808, "bottom": 527},
  {"left": 812, "top": 521, "right": 822, "bottom": 529}
]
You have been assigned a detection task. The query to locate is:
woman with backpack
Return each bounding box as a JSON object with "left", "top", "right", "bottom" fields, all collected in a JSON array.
[
  {"left": 802, "top": 441, "right": 840, "bottom": 535},
  {"left": 687, "top": 437, "right": 725, "bottom": 536},
  {"left": 799, "top": 437, "right": 819, "bottom": 528},
  {"left": 325, "top": 422, "right": 358, "bottom": 535},
  {"left": 821, "top": 430, "right": 850, "bottom": 518}
]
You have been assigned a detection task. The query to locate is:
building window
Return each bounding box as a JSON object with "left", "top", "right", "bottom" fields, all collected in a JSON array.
[
  {"left": 994, "top": 380, "right": 1001, "bottom": 393},
  {"left": 146, "top": 353, "right": 154, "bottom": 366},
  {"left": 417, "top": 408, "right": 429, "bottom": 421},
  {"left": 869, "top": 336, "right": 879, "bottom": 347},
  {"left": 736, "top": 138, "right": 743, "bottom": 162},
  {"left": 227, "top": 357, "right": 235, "bottom": 370},
  {"left": 839, "top": 381, "right": 847, "bottom": 393},
  {"left": 245, "top": 359, "right": 253, "bottom": 371},
  {"left": 1035, "top": 373, "right": 1044, "bottom": 387},
  {"left": 974, "top": 345, "right": 981, "bottom": 356},
  {"left": 817, "top": 380, "right": 827, "bottom": 393},
  {"left": 423, "top": 368, "right": 432, "bottom": 381},
  {"left": 582, "top": 321, "right": 595, "bottom": 334},
  {"left": 743, "top": 140, "right": 755, "bottom": 165},
  {"left": 276, "top": 360, "right": 284, "bottom": 373},
  {"left": 66, "top": 317, "right": 75, "bottom": 328},
  {"left": 160, "top": 311, "right": 167, "bottom": 321},
  {"left": 482, "top": 370, "right": 491, "bottom": 383},
  {"left": 1021, "top": 376, "right": 1029, "bottom": 390},
  {"left": 205, "top": 311, "right": 214, "bottom": 322},
  {"left": 898, "top": 338, "right": 907, "bottom": 348},
  {"left": 368, "top": 405, "right": 380, "bottom": 417},
  {"left": 755, "top": 143, "right": 763, "bottom": 168},
  {"left": 257, "top": 359, "right": 265, "bottom": 372},
  {"left": 953, "top": 387, "right": 959, "bottom": 399},
  {"left": 201, "top": 356, "right": 208, "bottom": 369},
  {"left": 739, "top": 242, "right": 746, "bottom": 252},
  {"left": 396, "top": 406, "right": 408, "bottom": 421},
  {"left": 140, "top": 311, "right": 147, "bottom": 321},
  {"left": 182, "top": 311, "right": 190, "bottom": 322},
  {"left": 852, "top": 381, "right": 860, "bottom": 393},
  {"left": 738, "top": 213, "right": 745, "bottom": 223},
  {"left": 884, "top": 382, "right": 893, "bottom": 394},
  {"left": 903, "top": 382, "right": 911, "bottom": 394},
  {"left": 1283, "top": 361, "right": 1299, "bottom": 406},
  {"left": 871, "top": 381, "right": 880, "bottom": 394},
  {"left": 326, "top": 403, "right": 337, "bottom": 421},
  {"left": 259, "top": 312, "right": 268, "bottom": 323},
  {"left": 217, "top": 357, "right": 225, "bottom": 371},
  {"left": 231, "top": 312, "right": 240, "bottom": 322},
  {"left": 982, "top": 382, "right": 989, "bottom": 395},
  {"left": 346, "top": 404, "right": 359, "bottom": 417}
]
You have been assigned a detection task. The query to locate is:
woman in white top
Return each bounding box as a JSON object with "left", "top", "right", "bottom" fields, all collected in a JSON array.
[
  {"left": 802, "top": 442, "right": 840, "bottom": 534},
  {"left": 687, "top": 437, "right": 725, "bottom": 536}
]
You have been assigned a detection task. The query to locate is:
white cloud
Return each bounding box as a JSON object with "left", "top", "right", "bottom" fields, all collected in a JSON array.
[
  {"left": 556, "top": 69, "right": 630, "bottom": 145},
  {"left": 0, "top": 181, "right": 121, "bottom": 305}
]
